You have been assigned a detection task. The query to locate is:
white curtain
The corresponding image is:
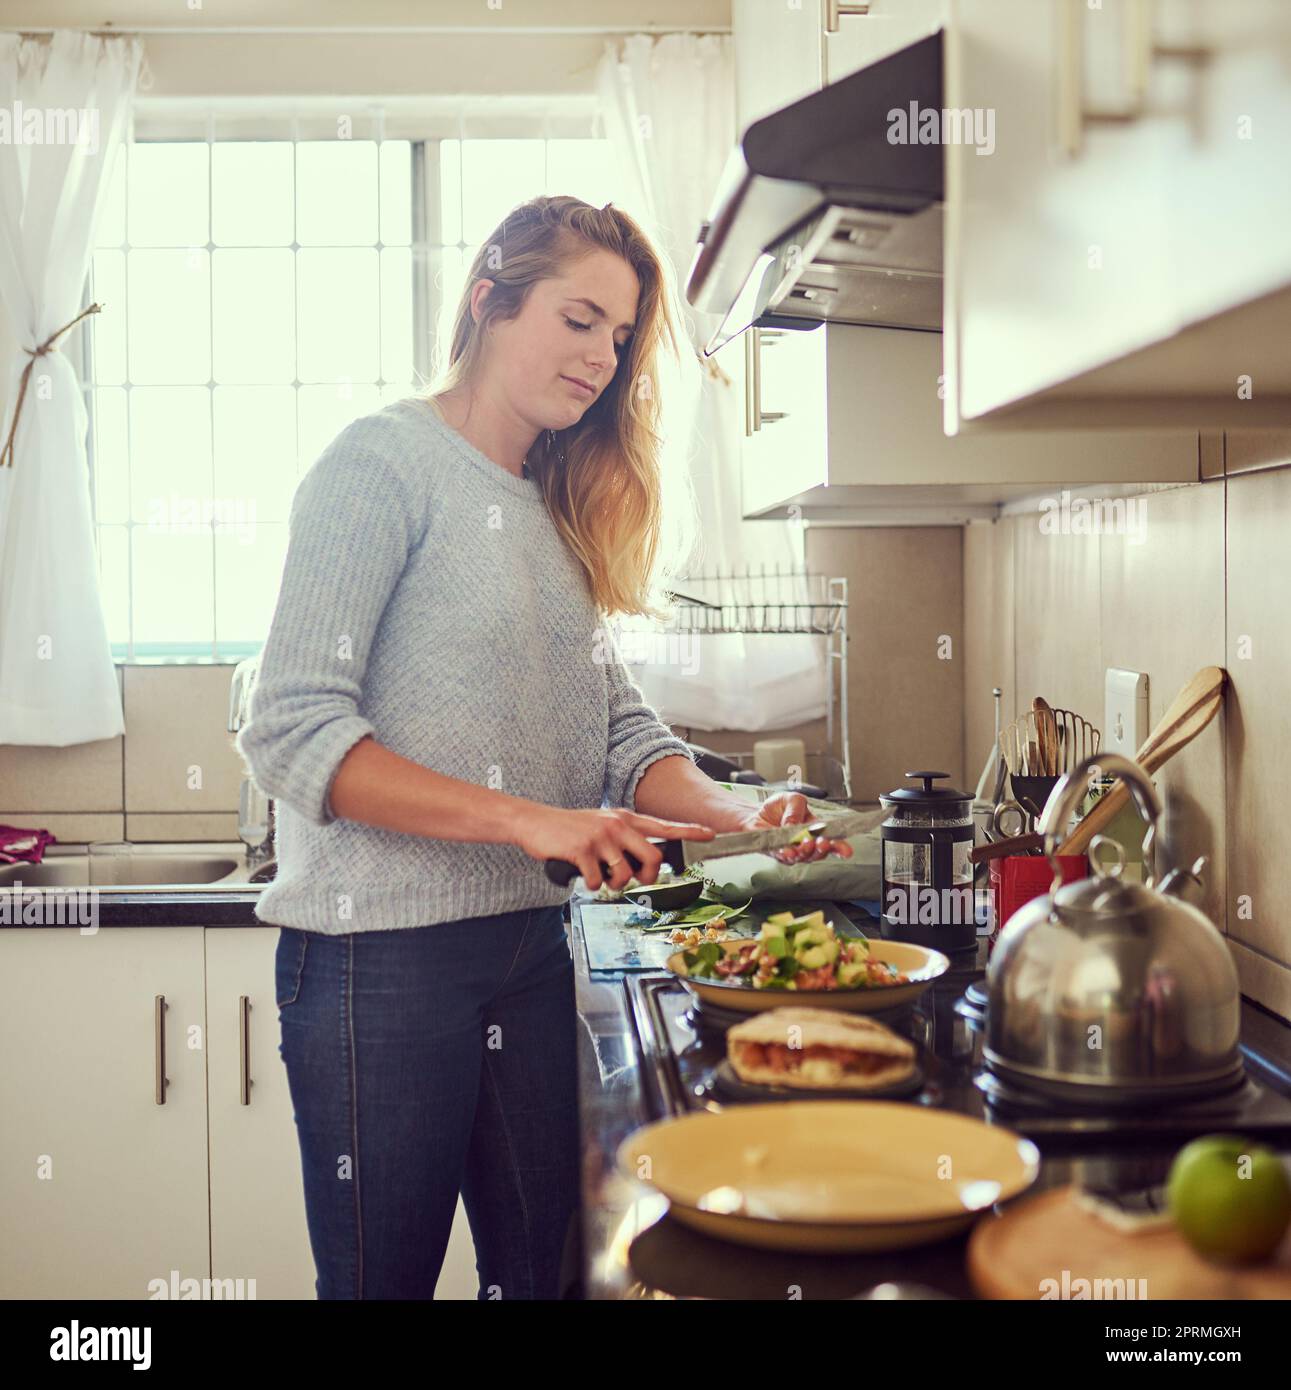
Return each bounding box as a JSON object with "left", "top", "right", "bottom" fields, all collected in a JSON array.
[
  {"left": 595, "top": 34, "right": 827, "bottom": 733},
  {"left": 0, "top": 31, "right": 141, "bottom": 745}
]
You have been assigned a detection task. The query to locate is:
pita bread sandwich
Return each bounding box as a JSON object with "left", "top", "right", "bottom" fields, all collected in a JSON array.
[{"left": 726, "top": 1007, "right": 916, "bottom": 1091}]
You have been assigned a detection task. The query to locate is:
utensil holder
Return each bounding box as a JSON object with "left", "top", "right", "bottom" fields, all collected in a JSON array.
[{"left": 988, "top": 853, "right": 1088, "bottom": 956}]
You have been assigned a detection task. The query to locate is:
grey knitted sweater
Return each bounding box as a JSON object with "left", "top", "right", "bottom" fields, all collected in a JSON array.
[{"left": 235, "top": 396, "right": 695, "bottom": 934}]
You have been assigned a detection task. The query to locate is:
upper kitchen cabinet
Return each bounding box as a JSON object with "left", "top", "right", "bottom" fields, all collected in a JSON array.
[
  {"left": 743, "top": 322, "right": 1198, "bottom": 522},
  {"left": 733, "top": 0, "right": 823, "bottom": 129},
  {"left": 944, "top": 0, "right": 1291, "bottom": 431},
  {"left": 823, "top": 1, "right": 948, "bottom": 86},
  {"left": 734, "top": 1, "right": 948, "bottom": 130}
]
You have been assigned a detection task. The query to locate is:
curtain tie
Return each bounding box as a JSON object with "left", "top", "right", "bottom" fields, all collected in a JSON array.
[{"left": 0, "top": 302, "right": 104, "bottom": 470}]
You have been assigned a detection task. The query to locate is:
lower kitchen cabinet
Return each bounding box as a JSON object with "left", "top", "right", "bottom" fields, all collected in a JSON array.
[
  {"left": 0, "top": 928, "right": 210, "bottom": 1300},
  {"left": 205, "top": 927, "right": 316, "bottom": 1298},
  {"left": 0, "top": 923, "right": 481, "bottom": 1300}
]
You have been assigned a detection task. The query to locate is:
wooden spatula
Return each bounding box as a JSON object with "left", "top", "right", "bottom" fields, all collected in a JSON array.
[
  {"left": 1033, "top": 697, "right": 1057, "bottom": 775},
  {"left": 1055, "top": 666, "right": 1227, "bottom": 857}
]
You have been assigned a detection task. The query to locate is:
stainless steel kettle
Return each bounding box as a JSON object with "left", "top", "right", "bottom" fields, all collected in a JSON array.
[{"left": 985, "top": 753, "right": 1241, "bottom": 1104}]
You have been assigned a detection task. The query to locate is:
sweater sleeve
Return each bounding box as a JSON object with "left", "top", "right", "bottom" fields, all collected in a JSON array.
[
  {"left": 600, "top": 624, "right": 695, "bottom": 811},
  {"left": 235, "top": 417, "right": 424, "bottom": 827}
]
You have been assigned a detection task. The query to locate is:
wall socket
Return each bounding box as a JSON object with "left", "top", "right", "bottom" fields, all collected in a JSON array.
[{"left": 1105, "top": 669, "right": 1149, "bottom": 757}]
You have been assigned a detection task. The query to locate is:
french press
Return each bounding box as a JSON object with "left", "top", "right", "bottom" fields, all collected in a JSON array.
[{"left": 879, "top": 771, "right": 976, "bottom": 950}]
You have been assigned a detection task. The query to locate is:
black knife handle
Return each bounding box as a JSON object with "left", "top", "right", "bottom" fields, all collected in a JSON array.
[{"left": 543, "top": 837, "right": 685, "bottom": 888}]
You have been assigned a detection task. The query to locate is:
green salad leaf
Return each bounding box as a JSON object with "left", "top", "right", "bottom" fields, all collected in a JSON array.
[
  {"left": 681, "top": 941, "right": 725, "bottom": 977},
  {"left": 650, "top": 897, "right": 752, "bottom": 930}
]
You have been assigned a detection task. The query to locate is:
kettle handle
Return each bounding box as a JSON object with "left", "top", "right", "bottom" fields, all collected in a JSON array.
[{"left": 1037, "top": 753, "right": 1162, "bottom": 896}]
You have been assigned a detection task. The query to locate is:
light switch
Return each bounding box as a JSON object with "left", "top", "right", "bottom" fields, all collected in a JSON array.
[{"left": 1105, "top": 669, "right": 1149, "bottom": 758}]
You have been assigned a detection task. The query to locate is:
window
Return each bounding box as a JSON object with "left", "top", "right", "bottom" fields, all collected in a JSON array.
[{"left": 89, "top": 118, "right": 617, "bottom": 661}]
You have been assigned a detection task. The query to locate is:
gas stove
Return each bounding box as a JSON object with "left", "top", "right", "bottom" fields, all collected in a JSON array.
[{"left": 623, "top": 933, "right": 1291, "bottom": 1147}]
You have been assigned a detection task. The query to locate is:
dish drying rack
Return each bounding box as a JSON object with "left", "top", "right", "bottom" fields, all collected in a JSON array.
[{"left": 663, "top": 564, "right": 852, "bottom": 801}]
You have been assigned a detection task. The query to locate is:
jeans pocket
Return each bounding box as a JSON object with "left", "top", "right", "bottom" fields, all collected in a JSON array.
[{"left": 275, "top": 928, "right": 309, "bottom": 1010}]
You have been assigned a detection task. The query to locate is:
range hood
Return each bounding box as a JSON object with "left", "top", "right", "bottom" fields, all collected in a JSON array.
[{"left": 687, "top": 32, "right": 944, "bottom": 355}]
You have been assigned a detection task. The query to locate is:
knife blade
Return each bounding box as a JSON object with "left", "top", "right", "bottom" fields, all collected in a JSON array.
[
  {"left": 680, "top": 809, "right": 873, "bottom": 868},
  {"left": 543, "top": 809, "right": 872, "bottom": 888}
]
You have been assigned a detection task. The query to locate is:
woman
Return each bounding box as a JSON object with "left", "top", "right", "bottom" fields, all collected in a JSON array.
[{"left": 236, "top": 195, "right": 811, "bottom": 1301}]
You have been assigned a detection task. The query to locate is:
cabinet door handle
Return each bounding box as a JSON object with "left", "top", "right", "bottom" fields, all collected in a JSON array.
[
  {"left": 238, "top": 995, "right": 251, "bottom": 1106},
  {"left": 751, "top": 328, "right": 790, "bottom": 430},
  {"left": 1059, "top": 0, "right": 1212, "bottom": 156},
  {"left": 824, "top": 0, "right": 872, "bottom": 34},
  {"left": 154, "top": 995, "right": 168, "bottom": 1105},
  {"left": 744, "top": 329, "right": 756, "bottom": 437},
  {"left": 750, "top": 327, "right": 764, "bottom": 433}
]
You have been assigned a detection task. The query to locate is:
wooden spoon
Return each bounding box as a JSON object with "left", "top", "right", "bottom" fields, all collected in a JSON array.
[
  {"left": 1055, "top": 666, "right": 1227, "bottom": 857},
  {"left": 971, "top": 832, "right": 1046, "bottom": 864}
]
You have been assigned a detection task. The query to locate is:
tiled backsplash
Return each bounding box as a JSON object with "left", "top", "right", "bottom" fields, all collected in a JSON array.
[
  {"left": 963, "top": 442, "right": 1291, "bottom": 1023},
  {"left": 0, "top": 665, "right": 244, "bottom": 845}
]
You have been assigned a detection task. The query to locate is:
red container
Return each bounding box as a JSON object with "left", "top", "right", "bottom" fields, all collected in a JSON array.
[{"left": 988, "top": 854, "right": 1089, "bottom": 955}]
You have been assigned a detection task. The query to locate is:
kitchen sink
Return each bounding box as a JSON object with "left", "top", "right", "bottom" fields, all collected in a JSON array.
[{"left": 0, "top": 844, "right": 260, "bottom": 891}]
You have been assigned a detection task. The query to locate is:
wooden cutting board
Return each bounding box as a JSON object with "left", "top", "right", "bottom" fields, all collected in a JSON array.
[{"left": 968, "top": 1186, "right": 1291, "bottom": 1300}]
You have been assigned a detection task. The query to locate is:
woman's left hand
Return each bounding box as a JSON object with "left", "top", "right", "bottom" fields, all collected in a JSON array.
[
  {"left": 746, "top": 791, "right": 811, "bottom": 829},
  {"left": 742, "top": 791, "right": 855, "bottom": 865}
]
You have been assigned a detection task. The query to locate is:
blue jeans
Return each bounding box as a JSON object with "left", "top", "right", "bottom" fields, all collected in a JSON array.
[{"left": 274, "top": 905, "right": 580, "bottom": 1299}]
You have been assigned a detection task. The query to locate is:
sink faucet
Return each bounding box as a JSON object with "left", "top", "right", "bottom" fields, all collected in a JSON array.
[{"left": 228, "top": 656, "right": 276, "bottom": 879}]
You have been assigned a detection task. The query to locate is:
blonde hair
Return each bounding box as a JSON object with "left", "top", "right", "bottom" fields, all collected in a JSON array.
[{"left": 425, "top": 195, "right": 681, "bottom": 620}]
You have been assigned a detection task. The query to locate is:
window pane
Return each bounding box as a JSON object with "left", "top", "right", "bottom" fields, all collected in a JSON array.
[
  {"left": 130, "top": 387, "right": 212, "bottom": 525},
  {"left": 296, "top": 248, "right": 379, "bottom": 382},
  {"left": 133, "top": 529, "right": 214, "bottom": 648},
  {"left": 216, "top": 522, "right": 288, "bottom": 647},
  {"left": 296, "top": 141, "right": 377, "bottom": 246},
  {"left": 127, "top": 250, "right": 211, "bottom": 384},
  {"left": 92, "top": 387, "right": 130, "bottom": 524},
  {"left": 432, "top": 245, "right": 472, "bottom": 370},
  {"left": 129, "top": 142, "right": 209, "bottom": 247},
  {"left": 212, "top": 142, "right": 294, "bottom": 246},
  {"left": 546, "top": 139, "right": 618, "bottom": 208},
  {"left": 439, "top": 139, "right": 462, "bottom": 245},
  {"left": 90, "top": 251, "right": 126, "bottom": 384},
  {"left": 213, "top": 386, "right": 297, "bottom": 523},
  {"left": 212, "top": 249, "right": 295, "bottom": 383},
  {"left": 379, "top": 141, "right": 412, "bottom": 245},
  {"left": 381, "top": 381, "right": 417, "bottom": 406},
  {"left": 96, "top": 525, "right": 130, "bottom": 648},
  {"left": 460, "top": 139, "right": 544, "bottom": 243},
  {"left": 96, "top": 145, "right": 126, "bottom": 247},
  {"left": 380, "top": 248, "right": 413, "bottom": 385},
  {"left": 297, "top": 385, "right": 382, "bottom": 472}
]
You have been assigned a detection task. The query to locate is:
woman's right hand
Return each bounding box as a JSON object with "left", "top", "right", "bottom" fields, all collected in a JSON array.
[{"left": 511, "top": 805, "right": 714, "bottom": 891}]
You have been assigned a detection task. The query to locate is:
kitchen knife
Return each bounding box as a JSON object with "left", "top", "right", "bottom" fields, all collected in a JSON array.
[{"left": 543, "top": 809, "right": 873, "bottom": 888}]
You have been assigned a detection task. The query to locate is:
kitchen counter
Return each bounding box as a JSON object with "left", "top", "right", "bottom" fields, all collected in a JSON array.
[
  {"left": 8, "top": 878, "right": 1291, "bottom": 1299},
  {"left": 0, "top": 885, "right": 266, "bottom": 927},
  {"left": 570, "top": 894, "right": 1291, "bottom": 1301}
]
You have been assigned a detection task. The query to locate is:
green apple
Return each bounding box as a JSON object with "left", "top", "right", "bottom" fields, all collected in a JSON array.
[{"left": 1167, "top": 1134, "right": 1291, "bottom": 1265}]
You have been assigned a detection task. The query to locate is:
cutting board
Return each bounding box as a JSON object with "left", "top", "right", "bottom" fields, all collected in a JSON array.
[
  {"left": 576, "top": 898, "right": 865, "bottom": 973},
  {"left": 968, "top": 1185, "right": 1291, "bottom": 1300}
]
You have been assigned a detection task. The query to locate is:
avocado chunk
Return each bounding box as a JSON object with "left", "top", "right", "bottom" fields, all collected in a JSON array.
[
  {"left": 797, "top": 939, "right": 840, "bottom": 970},
  {"left": 789, "top": 910, "right": 827, "bottom": 931},
  {"left": 837, "top": 959, "right": 867, "bottom": 987},
  {"left": 765, "top": 911, "right": 796, "bottom": 926},
  {"left": 793, "top": 924, "right": 831, "bottom": 947}
]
